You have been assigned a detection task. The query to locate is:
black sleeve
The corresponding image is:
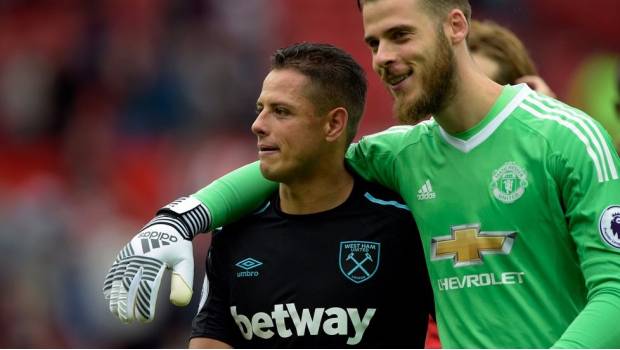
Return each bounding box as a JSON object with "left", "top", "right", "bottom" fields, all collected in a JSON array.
[
  {"left": 190, "top": 235, "right": 238, "bottom": 345},
  {"left": 408, "top": 212, "right": 435, "bottom": 322}
]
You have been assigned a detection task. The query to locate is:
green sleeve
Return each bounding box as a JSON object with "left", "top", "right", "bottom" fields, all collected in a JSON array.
[
  {"left": 552, "top": 122, "right": 620, "bottom": 348},
  {"left": 345, "top": 126, "right": 413, "bottom": 193},
  {"left": 189, "top": 126, "right": 412, "bottom": 230},
  {"left": 191, "top": 161, "right": 277, "bottom": 229}
]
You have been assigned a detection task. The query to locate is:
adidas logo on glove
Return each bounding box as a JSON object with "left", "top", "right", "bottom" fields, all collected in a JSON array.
[{"left": 138, "top": 230, "right": 178, "bottom": 253}]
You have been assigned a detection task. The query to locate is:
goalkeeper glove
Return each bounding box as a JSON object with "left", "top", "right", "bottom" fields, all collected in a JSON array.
[{"left": 102, "top": 196, "right": 209, "bottom": 323}]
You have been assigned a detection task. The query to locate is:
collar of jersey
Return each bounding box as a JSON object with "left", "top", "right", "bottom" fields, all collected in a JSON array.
[
  {"left": 272, "top": 173, "right": 362, "bottom": 219},
  {"left": 437, "top": 83, "right": 532, "bottom": 153}
]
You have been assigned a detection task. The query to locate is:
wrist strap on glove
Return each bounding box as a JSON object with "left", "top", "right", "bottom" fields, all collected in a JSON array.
[{"left": 143, "top": 196, "right": 210, "bottom": 240}]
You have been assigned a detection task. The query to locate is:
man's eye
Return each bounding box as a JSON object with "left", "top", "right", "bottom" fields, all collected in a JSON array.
[
  {"left": 366, "top": 40, "right": 379, "bottom": 53},
  {"left": 392, "top": 31, "right": 408, "bottom": 41},
  {"left": 275, "top": 108, "right": 288, "bottom": 115}
]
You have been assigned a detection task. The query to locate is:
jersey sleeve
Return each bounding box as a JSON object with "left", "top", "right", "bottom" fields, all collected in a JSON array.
[
  {"left": 190, "top": 126, "right": 413, "bottom": 230},
  {"left": 550, "top": 115, "right": 620, "bottom": 348},
  {"left": 345, "top": 126, "right": 413, "bottom": 193},
  {"left": 190, "top": 236, "right": 238, "bottom": 345},
  {"left": 191, "top": 162, "right": 277, "bottom": 229}
]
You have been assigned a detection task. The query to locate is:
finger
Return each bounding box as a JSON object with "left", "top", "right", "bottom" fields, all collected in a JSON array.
[
  {"left": 104, "top": 241, "right": 136, "bottom": 299},
  {"left": 114, "top": 260, "right": 137, "bottom": 323},
  {"left": 119, "top": 257, "right": 163, "bottom": 323},
  {"left": 135, "top": 262, "right": 166, "bottom": 323},
  {"left": 109, "top": 278, "right": 123, "bottom": 319},
  {"left": 103, "top": 261, "right": 120, "bottom": 299},
  {"left": 116, "top": 279, "right": 130, "bottom": 324},
  {"left": 108, "top": 259, "right": 129, "bottom": 318},
  {"left": 170, "top": 254, "right": 194, "bottom": 307},
  {"left": 124, "top": 263, "right": 144, "bottom": 323}
]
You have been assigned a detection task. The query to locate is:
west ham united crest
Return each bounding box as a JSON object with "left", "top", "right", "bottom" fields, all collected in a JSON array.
[
  {"left": 599, "top": 205, "right": 620, "bottom": 249},
  {"left": 339, "top": 241, "right": 380, "bottom": 284}
]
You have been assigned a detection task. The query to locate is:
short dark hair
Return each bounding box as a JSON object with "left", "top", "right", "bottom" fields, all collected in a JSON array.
[
  {"left": 356, "top": 0, "right": 471, "bottom": 24},
  {"left": 271, "top": 42, "right": 367, "bottom": 146},
  {"left": 468, "top": 20, "right": 537, "bottom": 85}
]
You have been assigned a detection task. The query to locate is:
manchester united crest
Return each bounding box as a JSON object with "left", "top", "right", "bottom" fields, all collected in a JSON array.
[
  {"left": 490, "top": 161, "right": 528, "bottom": 204},
  {"left": 339, "top": 241, "right": 380, "bottom": 284}
]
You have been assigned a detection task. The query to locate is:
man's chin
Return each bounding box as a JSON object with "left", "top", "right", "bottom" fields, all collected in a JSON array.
[
  {"left": 259, "top": 163, "right": 274, "bottom": 180},
  {"left": 259, "top": 164, "right": 285, "bottom": 183},
  {"left": 394, "top": 100, "right": 425, "bottom": 124}
]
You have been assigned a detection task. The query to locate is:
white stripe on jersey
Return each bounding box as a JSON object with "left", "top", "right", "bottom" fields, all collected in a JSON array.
[
  {"left": 438, "top": 85, "right": 531, "bottom": 153},
  {"left": 519, "top": 103, "right": 606, "bottom": 183},
  {"left": 523, "top": 96, "right": 611, "bottom": 181},
  {"left": 528, "top": 93, "right": 618, "bottom": 180}
]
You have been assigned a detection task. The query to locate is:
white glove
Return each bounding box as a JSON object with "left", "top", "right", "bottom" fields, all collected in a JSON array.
[{"left": 102, "top": 196, "right": 209, "bottom": 323}]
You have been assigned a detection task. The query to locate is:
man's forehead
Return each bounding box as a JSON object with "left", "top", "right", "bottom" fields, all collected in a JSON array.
[
  {"left": 262, "top": 69, "right": 309, "bottom": 90},
  {"left": 258, "top": 70, "right": 311, "bottom": 103},
  {"left": 362, "top": 0, "right": 426, "bottom": 35}
]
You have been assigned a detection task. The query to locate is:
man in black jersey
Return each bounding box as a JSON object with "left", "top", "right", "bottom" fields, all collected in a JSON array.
[{"left": 188, "top": 42, "right": 432, "bottom": 348}]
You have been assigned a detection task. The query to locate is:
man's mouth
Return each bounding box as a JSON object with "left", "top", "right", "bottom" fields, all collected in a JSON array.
[
  {"left": 258, "top": 144, "right": 279, "bottom": 155},
  {"left": 384, "top": 70, "right": 413, "bottom": 90}
]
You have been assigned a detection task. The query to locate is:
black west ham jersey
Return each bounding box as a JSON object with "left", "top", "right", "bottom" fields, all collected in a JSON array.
[{"left": 191, "top": 177, "right": 432, "bottom": 348}]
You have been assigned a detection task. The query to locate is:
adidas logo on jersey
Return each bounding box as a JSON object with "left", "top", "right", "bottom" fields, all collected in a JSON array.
[{"left": 417, "top": 179, "right": 436, "bottom": 200}]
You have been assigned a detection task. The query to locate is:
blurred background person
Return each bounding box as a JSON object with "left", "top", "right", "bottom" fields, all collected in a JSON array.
[{"left": 468, "top": 19, "right": 556, "bottom": 97}]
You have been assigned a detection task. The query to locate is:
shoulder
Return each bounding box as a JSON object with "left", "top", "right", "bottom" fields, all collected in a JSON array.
[
  {"left": 352, "top": 178, "right": 418, "bottom": 235},
  {"left": 214, "top": 193, "right": 278, "bottom": 242},
  {"left": 515, "top": 88, "right": 600, "bottom": 137},
  {"left": 354, "top": 122, "right": 436, "bottom": 153},
  {"left": 354, "top": 177, "right": 411, "bottom": 215},
  {"left": 512, "top": 88, "right": 618, "bottom": 182}
]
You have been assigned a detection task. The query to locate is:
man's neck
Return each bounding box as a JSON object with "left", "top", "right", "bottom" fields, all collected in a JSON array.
[
  {"left": 434, "top": 65, "right": 504, "bottom": 134},
  {"left": 279, "top": 165, "right": 354, "bottom": 215}
]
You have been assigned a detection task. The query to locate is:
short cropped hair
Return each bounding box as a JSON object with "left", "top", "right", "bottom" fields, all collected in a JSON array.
[
  {"left": 356, "top": 0, "right": 471, "bottom": 24},
  {"left": 468, "top": 19, "right": 538, "bottom": 85},
  {"left": 271, "top": 42, "right": 367, "bottom": 146}
]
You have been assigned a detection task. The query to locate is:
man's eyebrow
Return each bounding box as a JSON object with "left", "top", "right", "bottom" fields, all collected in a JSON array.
[
  {"left": 258, "top": 100, "right": 296, "bottom": 110},
  {"left": 364, "top": 24, "right": 415, "bottom": 45},
  {"left": 387, "top": 24, "right": 415, "bottom": 35}
]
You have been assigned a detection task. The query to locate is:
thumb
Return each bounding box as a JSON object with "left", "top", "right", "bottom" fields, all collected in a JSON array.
[{"left": 170, "top": 254, "right": 194, "bottom": 306}]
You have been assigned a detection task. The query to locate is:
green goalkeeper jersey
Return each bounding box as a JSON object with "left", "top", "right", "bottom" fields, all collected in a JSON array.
[{"left": 193, "top": 84, "right": 620, "bottom": 348}]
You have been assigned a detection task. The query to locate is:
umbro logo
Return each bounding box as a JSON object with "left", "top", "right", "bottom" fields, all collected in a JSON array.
[
  {"left": 417, "top": 179, "right": 436, "bottom": 200},
  {"left": 138, "top": 231, "right": 178, "bottom": 253},
  {"left": 235, "top": 257, "right": 263, "bottom": 278}
]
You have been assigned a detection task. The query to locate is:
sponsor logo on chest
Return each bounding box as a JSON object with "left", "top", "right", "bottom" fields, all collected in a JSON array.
[
  {"left": 431, "top": 224, "right": 516, "bottom": 267},
  {"left": 230, "top": 303, "right": 376, "bottom": 345}
]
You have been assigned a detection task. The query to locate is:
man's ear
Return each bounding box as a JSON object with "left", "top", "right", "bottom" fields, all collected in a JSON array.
[
  {"left": 324, "top": 107, "right": 348, "bottom": 142},
  {"left": 445, "top": 9, "right": 468, "bottom": 45}
]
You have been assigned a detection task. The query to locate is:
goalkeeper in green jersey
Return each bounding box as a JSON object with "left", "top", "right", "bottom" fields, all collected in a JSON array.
[{"left": 103, "top": 0, "right": 620, "bottom": 348}]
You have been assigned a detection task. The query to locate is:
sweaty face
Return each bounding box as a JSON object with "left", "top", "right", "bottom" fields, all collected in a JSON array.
[
  {"left": 251, "top": 69, "right": 328, "bottom": 183},
  {"left": 363, "top": 0, "right": 457, "bottom": 123}
]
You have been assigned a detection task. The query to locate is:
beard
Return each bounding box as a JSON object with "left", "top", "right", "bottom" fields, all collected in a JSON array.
[{"left": 394, "top": 27, "right": 457, "bottom": 124}]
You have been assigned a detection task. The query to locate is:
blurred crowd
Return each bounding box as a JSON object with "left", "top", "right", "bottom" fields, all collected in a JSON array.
[{"left": 0, "top": 0, "right": 618, "bottom": 347}]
